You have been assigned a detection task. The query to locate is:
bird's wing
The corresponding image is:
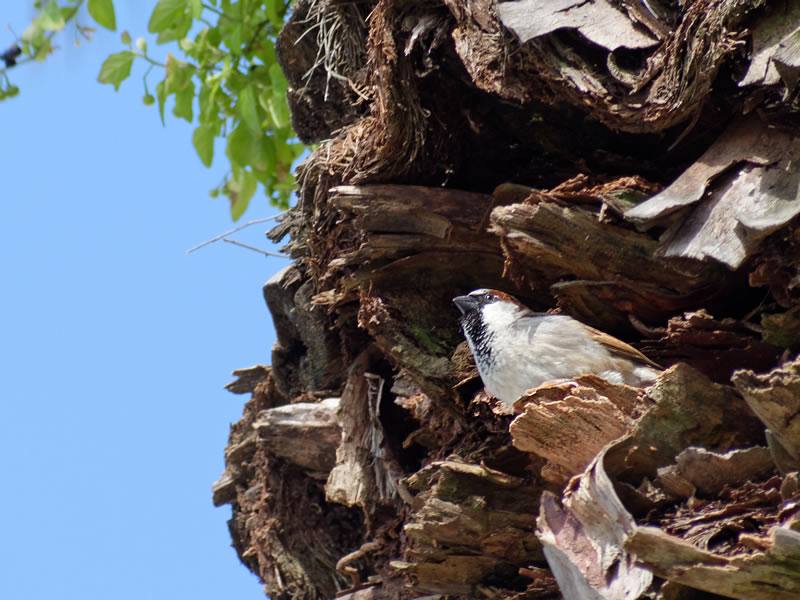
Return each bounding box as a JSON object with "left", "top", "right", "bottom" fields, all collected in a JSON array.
[{"left": 585, "top": 326, "right": 663, "bottom": 370}]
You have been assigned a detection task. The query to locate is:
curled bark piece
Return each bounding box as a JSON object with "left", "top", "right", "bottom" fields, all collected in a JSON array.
[
  {"left": 625, "top": 116, "right": 800, "bottom": 268},
  {"left": 740, "top": 1, "right": 800, "bottom": 88},
  {"left": 658, "top": 158, "right": 800, "bottom": 268},
  {"left": 537, "top": 447, "right": 652, "bottom": 600},
  {"left": 733, "top": 356, "right": 800, "bottom": 461},
  {"left": 497, "top": 0, "right": 659, "bottom": 51},
  {"left": 625, "top": 116, "right": 782, "bottom": 224}
]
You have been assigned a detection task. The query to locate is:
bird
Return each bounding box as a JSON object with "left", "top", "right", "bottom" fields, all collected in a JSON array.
[{"left": 453, "top": 288, "right": 661, "bottom": 407}]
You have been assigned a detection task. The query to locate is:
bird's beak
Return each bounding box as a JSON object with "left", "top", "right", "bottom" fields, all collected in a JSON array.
[{"left": 453, "top": 294, "right": 479, "bottom": 315}]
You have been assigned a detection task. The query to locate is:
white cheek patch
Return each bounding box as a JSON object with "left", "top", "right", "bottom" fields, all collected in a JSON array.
[{"left": 481, "top": 300, "right": 524, "bottom": 329}]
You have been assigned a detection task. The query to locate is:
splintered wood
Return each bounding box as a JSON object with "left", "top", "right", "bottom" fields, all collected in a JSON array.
[
  {"left": 216, "top": 0, "right": 800, "bottom": 598},
  {"left": 510, "top": 376, "right": 652, "bottom": 485}
]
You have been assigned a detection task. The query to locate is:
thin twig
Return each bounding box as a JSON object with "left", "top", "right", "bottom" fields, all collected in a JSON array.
[
  {"left": 186, "top": 215, "right": 280, "bottom": 253},
  {"left": 223, "top": 238, "right": 289, "bottom": 258}
]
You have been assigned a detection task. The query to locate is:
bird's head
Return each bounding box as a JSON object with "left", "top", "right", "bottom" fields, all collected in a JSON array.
[
  {"left": 452, "top": 289, "right": 532, "bottom": 366},
  {"left": 453, "top": 288, "right": 528, "bottom": 329}
]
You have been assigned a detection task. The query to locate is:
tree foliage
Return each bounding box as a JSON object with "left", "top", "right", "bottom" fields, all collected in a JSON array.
[{"left": 2, "top": 0, "right": 304, "bottom": 219}]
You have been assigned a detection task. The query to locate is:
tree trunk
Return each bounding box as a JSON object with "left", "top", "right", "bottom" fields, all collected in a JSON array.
[{"left": 214, "top": 1, "right": 800, "bottom": 598}]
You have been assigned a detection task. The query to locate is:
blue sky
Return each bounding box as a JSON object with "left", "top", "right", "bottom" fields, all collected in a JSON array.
[{"left": 1, "top": 4, "right": 284, "bottom": 598}]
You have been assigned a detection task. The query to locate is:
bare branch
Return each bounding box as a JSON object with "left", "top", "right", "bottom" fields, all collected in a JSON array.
[
  {"left": 187, "top": 215, "right": 281, "bottom": 254},
  {"left": 223, "top": 238, "right": 289, "bottom": 258}
]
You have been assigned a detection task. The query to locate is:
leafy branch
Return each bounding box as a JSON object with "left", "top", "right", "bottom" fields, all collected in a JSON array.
[{"left": 4, "top": 0, "right": 305, "bottom": 220}]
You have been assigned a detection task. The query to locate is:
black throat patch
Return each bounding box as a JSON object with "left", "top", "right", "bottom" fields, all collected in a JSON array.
[{"left": 461, "top": 309, "right": 495, "bottom": 372}]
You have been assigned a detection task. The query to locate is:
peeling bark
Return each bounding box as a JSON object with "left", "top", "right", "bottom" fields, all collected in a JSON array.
[
  {"left": 733, "top": 355, "right": 800, "bottom": 466},
  {"left": 215, "top": 0, "right": 800, "bottom": 598}
]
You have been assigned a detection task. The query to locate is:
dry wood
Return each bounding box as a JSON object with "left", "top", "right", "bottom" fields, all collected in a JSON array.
[
  {"left": 627, "top": 525, "right": 800, "bottom": 600},
  {"left": 326, "top": 349, "right": 404, "bottom": 511},
  {"left": 216, "top": 0, "right": 800, "bottom": 597},
  {"left": 661, "top": 446, "right": 775, "bottom": 497},
  {"left": 740, "top": 1, "right": 800, "bottom": 87},
  {"left": 510, "top": 376, "right": 653, "bottom": 485},
  {"left": 491, "top": 198, "right": 717, "bottom": 290},
  {"left": 733, "top": 355, "right": 800, "bottom": 462},
  {"left": 253, "top": 397, "right": 341, "bottom": 478},
  {"left": 450, "top": 0, "right": 773, "bottom": 132},
  {"left": 215, "top": 368, "right": 367, "bottom": 599},
  {"left": 401, "top": 459, "right": 545, "bottom": 596},
  {"left": 625, "top": 116, "right": 782, "bottom": 222},
  {"left": 624, "top": 116, "right": 800, "bottom": 268},
  {"left": 537, "top": 450, "right": 652, "bottom": 600},
  {"left": 497, "top": 0, "right": 659, "bottom": 51}
]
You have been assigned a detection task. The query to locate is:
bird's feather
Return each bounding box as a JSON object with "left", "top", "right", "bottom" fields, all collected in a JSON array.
[{"left": 585, "top": 325, "right": 662, "bottom": 370}]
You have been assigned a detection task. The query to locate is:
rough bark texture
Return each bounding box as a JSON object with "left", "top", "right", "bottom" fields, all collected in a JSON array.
[{"left": 215, "top": 1, "right": 800, "bottom": 598}]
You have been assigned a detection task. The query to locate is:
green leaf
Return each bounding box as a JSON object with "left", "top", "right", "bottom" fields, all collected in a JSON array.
[
  {"left": 205, "top": 25, "right": 222, "bottom": 47},
  {"left": 33, "top": 38, "right": 52, "bottom": 62},
  {"left": 148, "top": 0, "right": 186, "bottom": 34},
  {"left": 197, "top": 83, "right": 213, "bottom": 121},
  {"left": 267, "top": 96, "right": 290, "bottom": 128},
  {"left": 226, "top": 124, "right": 276, "bottom": 173},
  {"left": 193, "top": 125, "right": 215, "bottom": 167},
  {"left": 173, "top": 80, "right": 195, "bottom": 122},
  {"left": 269, "top": 63, "right": 288, "bottom": 97},
  {"left": 229, "top": 170, "right": 258, "bottom": 221},
  {"left": 265, "top": 0, "right": 283, "bottom": 28},
  {"left": 190, "top": 0, "right": 203, "bottom": 19},
  {"left": 88, "top": 0, "right": 116, "bottom": 31},
  {"left": 275, "top": 132, "right": 294, "bottom": 164},
  {"left": 255, "top": 136, "right": 277, "bottom": 174},
  {"left": 21, "top": 22, "right": 45, "bottom": 45},
  {"left": 155, "top": 79, "right": 168, "bottom": 125},
  {"left": 155, "top": 14, "right": 192, "bottom": 44},
  {"left": 225, "top": 23, "right": 242, "bottom": 51},
  {"left": 60, "top": 6, "right": 79, "bottom": 21},
  {"left": 165, "top": 52, "right": 195, "bottom": 91},
  {"left": 275, "top": 172, "right": 296, "bottom": 190},
  {"left": 225, "top": 123, "right": 255, "bottom": 167},
  {"left": 237, "top": 85, "right": 261, "bottom": 132},
  {"left": 39, "top": 0, "right": 66, "bottom": 31},
  {"left": 97, "top": 51, "right": 134, "bottom": 91}
]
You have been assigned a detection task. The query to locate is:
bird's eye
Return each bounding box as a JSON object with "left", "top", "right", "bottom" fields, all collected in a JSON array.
[{"left": 484, "top": 293, "right": 494, "bottom": 302}]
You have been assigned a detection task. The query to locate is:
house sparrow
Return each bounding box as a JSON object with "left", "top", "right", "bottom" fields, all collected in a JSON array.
[{"left": 453, "top": 289, "right": 661, "bottom": 407}]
